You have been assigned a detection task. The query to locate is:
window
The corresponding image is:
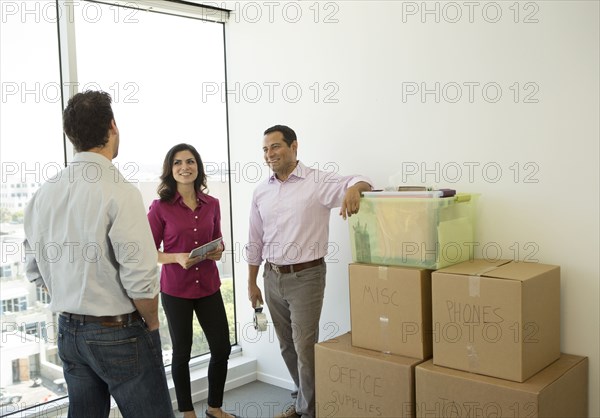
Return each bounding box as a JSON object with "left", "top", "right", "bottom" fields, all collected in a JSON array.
[
  {"left": 73, "top": 1, "right": 234, "bottom": 363},
  {"left": 1, "top": 297, "right": 27, "bottom": 313},
  {"left": 36, "top": 287, "right": 51, "bottom": 304},
  {"left": 1, "top": 1, "right": 232, "bottom": 413},
  {"left": 0, "top": 265, "right": 13, "bottom": 278},
  {"left": 24, "top": 322, "right": 39, "bottom": 336},
  {"left": 0, "top": 2, "right": 64, "bottom": 412}
]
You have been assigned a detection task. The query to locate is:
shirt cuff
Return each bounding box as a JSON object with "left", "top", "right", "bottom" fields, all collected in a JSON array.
[{"left": 348, "top": 176, "right": 373, "bottom": 189}]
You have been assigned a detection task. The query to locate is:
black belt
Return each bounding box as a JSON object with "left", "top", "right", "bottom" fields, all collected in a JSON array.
[
  {"left": 61, "top": 311, "right": 142, "bottom": 326},
  {"left": 267, "top": 257, "right": 324, "bottom": 274}
]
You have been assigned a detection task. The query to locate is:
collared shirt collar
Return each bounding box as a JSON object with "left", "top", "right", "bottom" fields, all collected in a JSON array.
[
  {"left": 173, "top": 190, "right": 208, "bottom": 205},
  {"left": 268, "top": 160, "right": 307, "bottom": 183},
  {"left": 72, "top": 151, "right": 113, "bottom": 166}
]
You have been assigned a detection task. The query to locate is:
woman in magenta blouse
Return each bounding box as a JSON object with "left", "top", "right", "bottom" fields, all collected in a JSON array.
[{"left": 147, "top": 143, "right": 235, "bottom": 418}]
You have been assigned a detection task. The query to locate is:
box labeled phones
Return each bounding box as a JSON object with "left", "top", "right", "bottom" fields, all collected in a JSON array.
[
  {"left": 349, "top": 263, "right": 432, "bottom": 359},
  {"left": 432, "top": 259, "right": 560, "bottom": 382}
]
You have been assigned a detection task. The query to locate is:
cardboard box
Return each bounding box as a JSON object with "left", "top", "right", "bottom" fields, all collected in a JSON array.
[
  {"left": 348, "top": 194, "right": 479, "bottom": 269},
  {"left": 349, "top": 263, "right": 432, "bottom": 359},
  {"left": 316, "top": 333, "right": 423, "bottom": 417},
  {"left": 416, "top": 355, "right": 588, "bottom": 418},
  {"left": 432, "top": 259, "right": 560, "bottom": 382}
]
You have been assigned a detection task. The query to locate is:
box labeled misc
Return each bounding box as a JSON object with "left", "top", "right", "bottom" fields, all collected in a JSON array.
[
  {"left": 432, "top": 259, "right": 560, "bottom": 382},
  {"left": 316, "top": 333, "right": 423, "bottom": 418},
  {"left": 348, "top": 193, "right": 478, "bottom": 269},
  {"left": 349, "top": 263, "right": 432, "bottom": 360},
  {"left": 416, "top": 355, "right": 588, "bottom": 418}
]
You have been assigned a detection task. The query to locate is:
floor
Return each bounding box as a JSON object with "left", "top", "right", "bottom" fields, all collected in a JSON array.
[{"left": 175, "top": 381, "right": 295, "bottom": 418}]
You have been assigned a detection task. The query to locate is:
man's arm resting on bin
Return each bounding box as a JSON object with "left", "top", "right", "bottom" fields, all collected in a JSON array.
[{"left": 340, "top": 181, "right": 372, "bottom": 219}]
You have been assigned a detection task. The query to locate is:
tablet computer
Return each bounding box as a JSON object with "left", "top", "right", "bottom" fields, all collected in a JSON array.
[{"left": 189, "top": 237, "right": 223, "bottom": 258}]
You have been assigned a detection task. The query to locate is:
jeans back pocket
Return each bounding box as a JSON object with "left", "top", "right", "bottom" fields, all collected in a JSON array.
[{"left": 86, "top": 336, "right": 139, "bottom": 383}]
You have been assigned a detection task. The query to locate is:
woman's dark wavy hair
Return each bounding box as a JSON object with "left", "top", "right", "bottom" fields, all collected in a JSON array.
[
  {"left": 157, "top": 143, "right": 207, "bottom": 202},
  {"left": 63, "top": 90, "right": 114, "bottom": 152}
]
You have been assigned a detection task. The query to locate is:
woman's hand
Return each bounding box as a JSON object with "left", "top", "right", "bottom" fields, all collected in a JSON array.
[
  {"left": 205, "top": 243, "right": 224, "bottom": 261},
  {"left": 170, "top": 242, "right": 223, "bottom": 269},
  {"left": 175, "top": 253, "right": 203, "bottom": 269}
]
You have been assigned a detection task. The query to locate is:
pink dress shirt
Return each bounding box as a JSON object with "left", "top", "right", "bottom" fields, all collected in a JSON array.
[
  {"left": 246, "top": 161, "right": 372, "bottom": 266},
  {"left": 148, "top": 192, "right": 222, "bottom": 299}
]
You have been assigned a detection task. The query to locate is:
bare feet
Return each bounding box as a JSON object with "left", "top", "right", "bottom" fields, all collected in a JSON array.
[{"left": 183, "top": 411, "right": 197, "bottom": 418}]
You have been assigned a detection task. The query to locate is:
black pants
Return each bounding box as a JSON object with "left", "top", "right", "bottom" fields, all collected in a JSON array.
[{"left": 161, "top": 290, "right": 231, "bottom": 412}]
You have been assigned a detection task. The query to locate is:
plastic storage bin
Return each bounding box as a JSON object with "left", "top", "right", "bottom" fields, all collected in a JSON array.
[{"left": 348, "top": 193, "right": 479, "bottom": 269}]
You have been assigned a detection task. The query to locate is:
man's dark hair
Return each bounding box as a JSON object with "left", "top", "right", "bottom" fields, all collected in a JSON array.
[
  {"left": 63, "top": 90, "right": 114, "bottom": 152},
  {"left": 157, "top": 143, "right": 207, "bottom": 202},
  {"left": 264, "top": 125, "right": 297, "bottom": 146}
]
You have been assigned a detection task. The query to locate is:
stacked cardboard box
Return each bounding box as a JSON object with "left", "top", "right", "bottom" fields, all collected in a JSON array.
[
  {"left": 348, "top": 263, "right": 433, "bottom": 360},
  {"left": 416, "top": 355, "right": 588, "bottom": 417},
  {"left": 431, "top": 259, "right": 561, "bottom": 382},
  {"left": 315, "top": 263, "right": 433, "bottom": 417},
  {"left": 315, "top": 333, "right": 421, "bottom": 418},
  {"left": 415, "top": 258, "right": 588, "bottom": 417},
  {"left": 316, "top": 196, "right": 588, "bottom": 417}
]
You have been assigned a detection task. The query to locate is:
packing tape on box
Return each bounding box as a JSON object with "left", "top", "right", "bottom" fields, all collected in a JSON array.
[
  {"left": 468, "top": 275, "right": 481, "bottom": 297},
  {"left": 253, "top": 304, "right": 268, "bottom": 332},
  {"left": 380, "top": 315, "right": 391, "bottom": 354},
  {"left": 377, "top": 266, "right": 392, "bottom": 353},
  {"left": 467, "top": 344, "right": 480, "bottom": 370},
  {"left": 469, "top": 266, "right": 498, "bottom": 297}
]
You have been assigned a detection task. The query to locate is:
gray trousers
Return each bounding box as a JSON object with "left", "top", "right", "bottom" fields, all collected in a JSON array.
[{"left": 264, "top": 262, "right": 326, "bottom": 418}]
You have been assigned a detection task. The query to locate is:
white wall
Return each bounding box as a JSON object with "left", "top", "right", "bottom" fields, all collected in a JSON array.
[{"left": 225, "top": 1, "right": 599, "bottom": 415}]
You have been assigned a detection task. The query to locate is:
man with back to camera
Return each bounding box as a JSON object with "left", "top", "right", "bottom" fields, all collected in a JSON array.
[
  {"left": 246, "top": 125, "right": 372, "bottom": 418},
  {"left": 23, "top": 90, "right": 175, "bottom": 417}
]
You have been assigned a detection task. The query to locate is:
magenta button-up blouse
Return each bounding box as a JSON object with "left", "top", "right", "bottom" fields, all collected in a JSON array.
[{"left": 147, "top": 192, "right": 222, "bottom": 299}]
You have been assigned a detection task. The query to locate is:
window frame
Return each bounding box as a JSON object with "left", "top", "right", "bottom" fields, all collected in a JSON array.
[
  {"left": 57, "top": 0, "right": 237, "bottom": 350},
  {"left": 0, "top": 1, "right": 236, "bottom": 415}
]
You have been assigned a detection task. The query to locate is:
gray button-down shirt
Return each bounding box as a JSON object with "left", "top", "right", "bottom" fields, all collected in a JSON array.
[{"left": 24, "top": 152, "right": 159, "bottom": 316}]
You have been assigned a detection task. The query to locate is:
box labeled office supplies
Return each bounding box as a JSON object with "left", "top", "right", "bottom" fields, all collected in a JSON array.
[
  {"left": 432, "top": 259, "right": 560, "bottom": 382},
  {"left": 349, "top": 263, "right": 432, "bottom": 359},
  {"left": 316, "top": 333, "right": 423, "bottom": 417}
]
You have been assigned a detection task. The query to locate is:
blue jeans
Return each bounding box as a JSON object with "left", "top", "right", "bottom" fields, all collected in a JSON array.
[{"left": 57, "top": 314, "right": 175, "bottom": 418}]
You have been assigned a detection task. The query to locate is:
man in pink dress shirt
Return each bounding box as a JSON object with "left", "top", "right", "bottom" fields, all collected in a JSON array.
[{"left": 246, "top": 125, "right": 372, "bottom": 418}]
